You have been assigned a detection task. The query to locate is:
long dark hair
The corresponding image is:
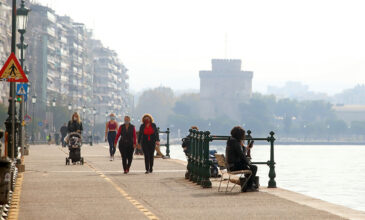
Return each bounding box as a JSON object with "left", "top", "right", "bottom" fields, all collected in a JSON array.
[{"left": 230, "top": 126, "right": 245, "bottom": 140}]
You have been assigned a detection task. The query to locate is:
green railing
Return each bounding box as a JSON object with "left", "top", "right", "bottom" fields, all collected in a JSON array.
[
  {"left": 185, "top": 129, "right": 277, "bottom": 188},
  {"left": 158, "top": 127, "right": 170, "bottom": 158}
]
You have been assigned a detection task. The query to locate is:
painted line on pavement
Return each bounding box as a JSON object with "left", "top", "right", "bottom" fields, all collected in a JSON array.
[
  {"left": 58, "top": 146, "right": 159, "bottom": 220},
  {"left": 8, "top": 172, "right": 24, "bottom": 220},
  {"left": 47, "top": 170, "right": 186, "bottom": 173},
  {"left": 86, "top": 162, "right": 159, "bottom": 220}
]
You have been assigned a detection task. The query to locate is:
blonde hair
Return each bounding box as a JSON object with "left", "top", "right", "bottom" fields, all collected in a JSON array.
[
  {"left": 72, "top": 112, "right": 81, "bottom": 123},
  {"left": 142, "top": 113, "right": 154, "bottom": 123}
]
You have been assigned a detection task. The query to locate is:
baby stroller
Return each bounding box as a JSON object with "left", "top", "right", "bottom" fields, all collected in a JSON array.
[
  {"left": 209, "top": 150, "right": 220, "bottom": 178},
  {"left": 65, "top": 132, "right": 84, "bottom": 165}
]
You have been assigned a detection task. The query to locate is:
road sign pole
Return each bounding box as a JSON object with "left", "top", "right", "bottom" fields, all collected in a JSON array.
[
  {"left": 19, "top": 33, "right": 25, "bottom": 157},
  {"left": 4, "top": 0, "right": 18, "bottom": 160}
]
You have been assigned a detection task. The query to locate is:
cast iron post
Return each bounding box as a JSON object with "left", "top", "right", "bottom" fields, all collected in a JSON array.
[{"left": 268, "top": 131, "right": 277, "bottom": 188}]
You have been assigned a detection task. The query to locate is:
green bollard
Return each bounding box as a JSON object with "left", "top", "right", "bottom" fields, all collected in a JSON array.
[
  {"left": 192, "top": 130, "right": 199, "bottom": 183},
  {"left": 268, "top": 131, "right": 277, "bottom": 188},
  {"left": 190, "top": 130, "right": 198, "bottom": 182},
  {"left": 196, "top": 131, "right": 204, "bottom": 185},
  {"left": 189, "top": 129, "right": 194, "bottom": 181},
  {"left": 201, "top": 131, "right": 212, "bottom": 188}
]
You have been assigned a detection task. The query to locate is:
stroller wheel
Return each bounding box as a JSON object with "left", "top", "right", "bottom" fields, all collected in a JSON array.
[{"left": 80, "top": 157, "right": 84, "bottom": 165}]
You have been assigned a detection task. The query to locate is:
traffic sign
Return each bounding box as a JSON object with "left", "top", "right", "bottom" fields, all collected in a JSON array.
[
  {"left": 17, "top": 83, "right": 28, "bottom": 95},
  {"left": 0, "top": 52, "right": 29, "bottom": 82},
  {"left": 24, "top": 114, "right": 31, "bottom": 123},
  {"left": 16, "top": 83, "right": 28, "bottom": 101}
]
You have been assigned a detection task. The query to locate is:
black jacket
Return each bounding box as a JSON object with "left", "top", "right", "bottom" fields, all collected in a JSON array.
[
  {"left": 138, "top": 123, "right": 159, "bottom": 145},
  {"left": 67, "top": 120, "right": 83, "bottom": 133},
  {"left": 225, "top": 137, "right": 250, "bottom": 166},
  {"left": 118, "top": 124, "right": 135, "bottom": 146},
  {"left": 60, "top": 126, "right": 68, "bottom": 136}
]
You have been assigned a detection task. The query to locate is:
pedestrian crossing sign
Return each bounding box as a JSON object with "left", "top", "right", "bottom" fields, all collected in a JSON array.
[
  {"left": 17, "top": 83, "right": 28, "bottom": 95},
  {"left": 0, "top": 52, "right": 28, "bottom": 82}
]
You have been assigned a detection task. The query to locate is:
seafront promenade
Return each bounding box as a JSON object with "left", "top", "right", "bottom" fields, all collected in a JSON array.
[{"left": 12, "top": 144, "right": 365, "bottom": 220}]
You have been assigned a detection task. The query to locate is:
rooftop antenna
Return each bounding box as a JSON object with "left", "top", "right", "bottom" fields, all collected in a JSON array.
[{"left": 224, "top": 32, "right": 228, "bottom": 59}]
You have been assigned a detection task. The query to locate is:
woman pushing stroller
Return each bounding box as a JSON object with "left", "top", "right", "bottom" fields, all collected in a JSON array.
[
  {"left": 65, "top": 112, "right": 84, "bottom": 165},
  {"left": 68, "top": 112, "right": 83, "bottom": 134}
]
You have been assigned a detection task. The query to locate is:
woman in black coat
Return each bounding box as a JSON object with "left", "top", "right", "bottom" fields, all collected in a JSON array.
[
  {"left": 226, "top": 126, "right": 257, "bottom": 191},
  {"left": 138, "top": 114, "right": 160, "bottom": 174}
]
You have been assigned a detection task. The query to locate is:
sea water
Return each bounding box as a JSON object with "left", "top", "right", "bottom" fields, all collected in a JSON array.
[{"left": 168, "top": 144, "right": 365, "bottom": 212}]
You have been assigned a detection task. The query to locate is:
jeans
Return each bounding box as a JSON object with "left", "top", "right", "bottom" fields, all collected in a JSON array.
[
  {"left": 107, "top": 131, "right": 117, "bottom": 156},
  {"left": 61, "top": 135, "right": 66, "bottom": 147}
]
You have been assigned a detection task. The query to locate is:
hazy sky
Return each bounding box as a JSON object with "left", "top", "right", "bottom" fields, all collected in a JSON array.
[{"left": 35, "top": 0, "right": 365, "bottom": 95}]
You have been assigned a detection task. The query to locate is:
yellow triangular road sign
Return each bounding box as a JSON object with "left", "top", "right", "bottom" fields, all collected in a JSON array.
[{"left": 0, "top": 53, "right": 28, "bottom": 82}]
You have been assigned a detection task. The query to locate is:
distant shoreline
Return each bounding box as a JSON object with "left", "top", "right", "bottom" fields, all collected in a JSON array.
[
  {"left": 276, "top": 141, "right": 365, "bottom": 145},
  {"left": 168, "top": 138, "right": 365, "bottom": 145}
]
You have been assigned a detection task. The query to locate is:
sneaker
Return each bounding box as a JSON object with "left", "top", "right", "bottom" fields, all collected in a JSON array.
[
  {"left": 149, "top": 169, "right": 153, "bottom": 173},
  {"left": 126, "top": 168, "right": 129, "bottom": 173},
  {"left": 110, "top": 157, "right": 112, "bottom": 161},
  {"left": 145, "top": 171, "right": 149, "bottom": 174},
  {"left": 124, "top": 170, "right": 127, "bottom": 174}
]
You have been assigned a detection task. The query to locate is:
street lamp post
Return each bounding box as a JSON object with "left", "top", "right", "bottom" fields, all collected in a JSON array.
[
  {"left": 68, "top": 103, "right": 72, "bottom": 119},
  {"left": 16, "top": 0, "right": 29, "bottom": 158},
  {"left": 92, "top": 107, "right": 96, "bottom": 144},
  {"left": 82, "top": 105, "right": 86, "bottom": 121},
  {"left": 5, "top": 0, "right": 18, "bottom": 160},
  {"left": 23, "top": 66, "right": 29, "bottom": 114},
  {"left": 31, "top": 95, "right": 36, "bottom": 144},
  {"left": 52, "top": 98, "right": 56, "bottom": 133}
]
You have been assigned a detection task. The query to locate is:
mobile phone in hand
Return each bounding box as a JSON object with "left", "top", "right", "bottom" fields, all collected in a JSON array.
[{"left": 248, "top": 140, "right": 254, "bottom": 148}]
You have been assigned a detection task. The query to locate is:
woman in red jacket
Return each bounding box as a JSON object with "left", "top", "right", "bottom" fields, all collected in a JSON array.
[{"left": 138, "top": 114, "right": 160, "bottom": 174}]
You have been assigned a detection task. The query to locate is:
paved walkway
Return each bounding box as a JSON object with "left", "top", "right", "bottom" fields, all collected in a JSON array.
[{"left": 16, "top": 144, "right": 364, "bottom": 220}]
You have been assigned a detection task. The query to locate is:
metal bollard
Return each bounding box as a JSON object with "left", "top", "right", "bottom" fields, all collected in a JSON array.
[
  {"left": 268, "top": 131, "right": 276, "bottom": 188},
  {"left": 191, "top": 130, "right": 198, "bottom": 183},
  {"left": 201, "top": 131, "right": 212, "bottom": 188},
  {"left": 196, "top": 131, "right": 203, "bottom": 185},
  {"left": 189, "top": 130, "right": 195, "bottom": 181}
]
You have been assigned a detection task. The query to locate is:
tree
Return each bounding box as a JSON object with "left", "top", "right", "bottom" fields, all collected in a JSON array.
[
  {"left": 135, "top": 87, "right": 175, "bottom": 128},
  {"left": 350, "top": 121, "right": 365, "bottom": 135},
  {"left": 172, "top": 93, "right": 199, "bottom": 116},
  {"left": 299, "top": 100, "right": 335, "bottom": 122},
  {"left": 239, "top": 94, "right": 276, "bottom": 135},
  {"left": 274, "top": 99, "right": 299, "bottom": 134}
]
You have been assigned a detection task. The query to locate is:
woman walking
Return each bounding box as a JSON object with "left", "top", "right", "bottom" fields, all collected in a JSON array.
[
  {"left": 105, "top": 113, "right": 118, "bottom": 161},
  {"left": 138, "top": 114, "right": 160, "bottom": 174},
  {"left": 115, "top": 116, "right": 137, "bottom": 174}
]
